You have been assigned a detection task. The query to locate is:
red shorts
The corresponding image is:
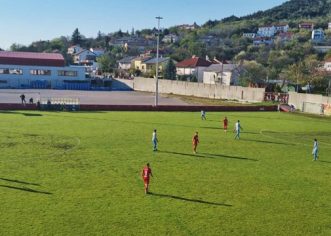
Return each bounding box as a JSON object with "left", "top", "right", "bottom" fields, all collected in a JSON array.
[
  {"left": 224, "top": 125, "right": 228, "bottom": 130},
  {"left": 143, "top": 177, "right": 150, "bottom": 185}
]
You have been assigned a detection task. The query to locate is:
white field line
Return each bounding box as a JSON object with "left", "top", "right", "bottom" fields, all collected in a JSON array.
[{"left": 259, "top": 129, "right": 331, "bottom": 150}]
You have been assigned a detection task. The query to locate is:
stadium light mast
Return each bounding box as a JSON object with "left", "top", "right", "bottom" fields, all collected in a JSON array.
[{"left": 155, "top": 16, "right": 163, "bottom": 107}]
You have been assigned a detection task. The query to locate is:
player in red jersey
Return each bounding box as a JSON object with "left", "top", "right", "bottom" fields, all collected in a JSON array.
[
  {"left": 192, "top": 131, "right": 199, "bottom": 154},
  {"left": 141, "top": 163, "right": 153, "bottom": 194},
  {"left": 223, "top": 116, "right": 228, "bottom": 133}
]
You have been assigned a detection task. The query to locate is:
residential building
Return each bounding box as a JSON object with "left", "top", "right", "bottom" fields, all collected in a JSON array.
[
  {"left": 67, "top": 45, "right": 83, "bottom": 55},
  {"left": 324, "top": 57, "right": 331, "bottom": 72},
  {"left": 276, "top": 32, "right": 294, "bottom": 42},
  {"left": 162, "top": 34, "right": 180, "bottom": 44},
  {"left": 312, "top": 29, "right": 325, "bottom": 42},
  {"left": 314, "top": 46, "right": 331, "bottom": 53},
  {"left": 141, "top": 57, "right": 172, "bottom": 73},
  {"left": 177, "top": 22, "right": 200, "bottom": 30},
  {"left": 73, "top": 49, "right": 97, "bottom": 65},
  {"left": 203, "top": 63, "right": 241, "bottom": 85},
  {"left": 274, "top": 24, "right": 289, "bottom": 33},
  {"left": 90, "top": 48, "right": 105, "bottom": 57},
  {"left": 118, "top": 56, "right": 136, "bottom": 70},
  {"left": 253, "top": 37, "right": 273, "bottom": 46},
  {"left": 176, "top": 56, "right": 212, "bottom": 82},
  {"left": 132, "top": 56, "right": 152, "bottom": 71},
  {"left": 243, "top": 33, "right": 256, "bottom": 38},
  {"left": 257, "top": 26, "right": 277, "bottom": 37},
  {"left": 299, "top": 22, "right": 314, "bottom": 31},
  {"left": 0, "top": 51, "right": 86, "bottom": 89}
]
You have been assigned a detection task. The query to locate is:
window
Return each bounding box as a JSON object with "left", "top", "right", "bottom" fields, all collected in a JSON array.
[
  {"left": 0, "top": 68, "right": 9, "bottom": 74},
  {"left": 10, "top": 69, "right": 23, "bottom": 75},
  {"left": 30, "top": 69, "right": 51, "bottom": 76},
  {"left": 58, "top": 70, "right": 78, "bottom": 77},
  {"left": 0, "top": 68, "right": 22, "bottom": 75}
]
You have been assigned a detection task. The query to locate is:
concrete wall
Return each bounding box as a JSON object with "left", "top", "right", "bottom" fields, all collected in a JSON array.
[
  {"left": 288, "top": 92, "right": 331, "bottom": 115},
  {"left": 112, "top": 79, "right": 134, "bottom": 91},
  {"left": 132, "top": 77, "right": 265, "bottom": 102},
  {"left": 288, "top": 92, "right": 331, "bottom": 111}
]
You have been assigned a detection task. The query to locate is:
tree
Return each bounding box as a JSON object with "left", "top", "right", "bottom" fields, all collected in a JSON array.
[
  {"left": 239, "top": 60, "right": 267, "bottom": 87},
  {"left": 284, "top": 61, "right": 307, "bottom": 91},
  {"left": 163, "top": 60, "right": 177, "bottom": 80},
  {"left": 97, "top": 55, "right": 112, "bottom": 73},
  {"left": 71, "top": 28, "right": 83, "bottom": 45}
]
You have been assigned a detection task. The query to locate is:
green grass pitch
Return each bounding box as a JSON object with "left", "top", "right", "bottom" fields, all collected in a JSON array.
[{"left": 0, "top": 111, "right": 330, "bottom": 235}]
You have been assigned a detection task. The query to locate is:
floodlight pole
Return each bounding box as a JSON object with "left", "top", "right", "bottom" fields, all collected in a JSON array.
[{"left": 155, "top": 16, "right": 163, "bottom": 107}]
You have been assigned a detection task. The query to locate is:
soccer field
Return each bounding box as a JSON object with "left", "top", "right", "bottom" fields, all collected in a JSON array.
[{"left": 0, "top": 111, "right": 330, "bottom": 235}]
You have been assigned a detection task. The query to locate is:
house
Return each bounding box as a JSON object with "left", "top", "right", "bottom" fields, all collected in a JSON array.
[
  {"left": 176, "top": 56, "right": 212, "bottom": 82},
  {"left": 90, "top": 48, "right": 105, "bottom": 57},
  {"left": 323, "top": 57, "right": 331, "bottom": 72},
  {"left": 313, "top": 46, "right": 331, "bottom": 53},
  {"left": 118, "top": 56, "right": 136, "bottom": 70},
  {"left": 162, "top": 34, "right": 180, "bottom": 44},
  {"left": 299, "top": 22, "right": 314, "bottom": 31},
  {"left": 132, "top": 56, "right": 152, "bottom": 71},
  {"left": 329, "top": 22, "right": 331, "bottom": 30},
  {"left": 243, "top": 33, "right": 256, "bottom": 39},
  {"left": 177, "top": 22, "right": 200, "bottom": 30},
  {"left": 274, "top": 24, "right": 289, "bottom": 33},
  {"left": 257, "top": 26, "right": 277, "bottom": 37},
  {"left": 312, "top": 29, "right": 325, "bottom": 42},
  {"left": 203, "top": 63, "right": 241, "bottom": 85},
  {"left": 277, "top": 32, "right": 294, "bottom": 42},
  {"left": 253, "top": 37, "right": 273, "bottom": 46},
  {"left": 141, "top": 57, "right": 173, "bottom": 73},
  {"left": 67, "top": 45, "right": 83, "bottom": 55},
  {"left": 73, "top": 50, "right": 97, "bottom": 65},
  {"left": 0, "top": 51, "right": 86, "bottom": 89}
]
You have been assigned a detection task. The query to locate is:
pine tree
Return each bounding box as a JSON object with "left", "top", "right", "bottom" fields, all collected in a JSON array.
[
  {"left": 71, "top": 28, "right": 82, "bottom": 45},
  {"left": 163, "top": 59, "right": 177, "bottom": 80}
]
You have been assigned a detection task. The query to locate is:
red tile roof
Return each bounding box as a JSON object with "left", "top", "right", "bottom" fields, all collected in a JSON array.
[
  {"left": 0, "top": 51, "right": 65, "bottom": 67},
  {"left": 176, "top": 57, "right": 212, "bottom": 68}
]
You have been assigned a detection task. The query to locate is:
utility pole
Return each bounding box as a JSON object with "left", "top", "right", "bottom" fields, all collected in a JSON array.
[{"left": 155, "top": 16, "right": 163, "bottom": 107}]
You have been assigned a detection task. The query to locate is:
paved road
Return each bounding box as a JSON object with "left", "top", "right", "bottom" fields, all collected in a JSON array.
[{"left": 0, "top": 90, "right": 189, "bottom": 105}]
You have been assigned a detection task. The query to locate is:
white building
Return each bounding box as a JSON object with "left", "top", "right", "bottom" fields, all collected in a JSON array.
[
  {"left": 118, "top": 56, "right": 136, "bottom": 70},
  {"left": 328, "top": 23, "right": 331, "bottom": 30},
  {"left": 257, "top": 26, "right": 277, "bottom": 37},
  {"left": 162, "top": 34, "right": 180, "bottom": 44},
  {"left": 90, "top": 48, "right": 105, "bottom": 57},
  {"left": 203, "top": 63, "right": 240, "bottom": 85},
  {"left": 67, "top": 45, "right": 83, "bottom": 55},
  {"left": 243, "top": 33, "right": 256, "bottom": 38},
  {"left": 0, "top": 51, "right": 86, "bottom": 89},
  {"left": 176, "top": 56, "right": 212, "bottom": 82},
  {"left": 312, "top": 29, "right": 325, "bottom": 42},
  {"left": 324, "top": 57, "right": 331, "bottom": 72},
  {"left": 274, "top": 24, "right": 289, "bottom": 33}
]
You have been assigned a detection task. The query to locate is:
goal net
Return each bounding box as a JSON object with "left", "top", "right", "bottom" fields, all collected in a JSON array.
[{"left": 302, "top": 102, "right": 324, "bottom": 115}]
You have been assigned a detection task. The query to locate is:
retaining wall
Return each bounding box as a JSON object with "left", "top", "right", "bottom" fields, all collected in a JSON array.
[
  {"left": 129, "top": 77, "right": 265, "bottom": 102},
  {"left": 288, "top": 92, "right": 331, "bottom": 111}
]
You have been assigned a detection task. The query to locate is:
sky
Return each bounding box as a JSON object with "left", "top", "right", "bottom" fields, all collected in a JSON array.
[{"left": 0, "top": 0, "right": 288, "bottom": 50}]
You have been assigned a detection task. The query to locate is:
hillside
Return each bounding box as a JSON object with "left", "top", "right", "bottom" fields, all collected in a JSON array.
[{"left": 236, "top": 0, "right": 331, "bottom": 22}]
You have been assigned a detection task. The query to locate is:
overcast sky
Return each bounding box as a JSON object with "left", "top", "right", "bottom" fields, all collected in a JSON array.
[{"left": 0, "top": 0, "right": 287, "bottom": 49}]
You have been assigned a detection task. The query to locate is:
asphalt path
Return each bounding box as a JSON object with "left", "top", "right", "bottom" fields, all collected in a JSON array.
[{"left": 0, "top": 89, "right": 189, "bottom": 105}]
